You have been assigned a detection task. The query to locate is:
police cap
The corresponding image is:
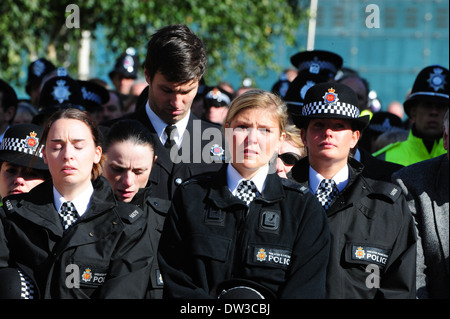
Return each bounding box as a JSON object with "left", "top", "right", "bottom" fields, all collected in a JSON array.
[
  {"left": 109, "top": 47, "right": 139, "bottom": 80},
  {"left": 295, "top": 82, "right": 370, "bottom": 131},
  {"left": 25, "top": 58, "right": 56, "bottom": 94},
  {"left": 403, "top": 65, "right": 449, "bottom": 117},
  {"left": 290, "top": 50, "right": 343, "bottom": 79}
]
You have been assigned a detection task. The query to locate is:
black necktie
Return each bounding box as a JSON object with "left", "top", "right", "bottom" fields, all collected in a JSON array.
[
  {"left": 59, "top": 201, "right": 78, "bottom": 230},
  {"left": 315, "top": 179, "right": 339, "bottom": 211},
  {"left": 236, "top": 180, "right": 260, "bottom": 206},
  {"left": 164, "top": 125, "right": 177, "bottom": 150}
]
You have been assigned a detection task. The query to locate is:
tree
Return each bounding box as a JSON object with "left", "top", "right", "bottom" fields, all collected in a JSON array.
[{"left": 0, "top": 0, "right": 308, "bottom": 91}]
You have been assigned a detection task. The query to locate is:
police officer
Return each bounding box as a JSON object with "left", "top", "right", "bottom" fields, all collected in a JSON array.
[
  {"left": 373, "top": 65, "right": 449, "bottom": 166},
  {"left": 290, "top": 82, "right": 417, "bottom": 298},
  {"left": 25, "top": 58, "right": 56, "bottom": 108},
  {"left": 0, "top": 79, "right": 18, "bottom": 143},
  {"left": 0, "top": 109, "right": 152, "bottom": 298},
  {"left": 158, "top": 89, "right": 330, "bottom": 299},
  {"left": 77, "top": 80, "right": 110, "bottom": 123},
  {"left": 102, "top": 119, "right": 171, "bottom": 298},
  {"left": 106, "top": 24, "right": 224, "bottom": 200},
  {"left": 108, "top": 47, "right": 139, "bottom": 97},
  {"left": 32, "top": 67, "right": 85, "bottom": 126}
]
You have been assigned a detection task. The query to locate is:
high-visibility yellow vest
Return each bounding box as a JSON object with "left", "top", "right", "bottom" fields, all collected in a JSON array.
[{"left": 372, "top": 130, "right": 446, "bottom": 166}]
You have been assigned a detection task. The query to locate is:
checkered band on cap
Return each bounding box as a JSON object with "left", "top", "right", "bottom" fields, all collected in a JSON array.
[
  {"left": 302, "top": 101, "right": 360, "bottom": 119},
  {"left": 0, "top": 137, "right": 44, "bottom": 158},
  {"left": 81, "top": 87, "right": 103, "bottom": 104}
]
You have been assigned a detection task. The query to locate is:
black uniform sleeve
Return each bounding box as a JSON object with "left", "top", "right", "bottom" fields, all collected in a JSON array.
[
  {"left": 157, "top": 188, "right": 213, "bottom": 299},
  {"left": 95, "top": 204, "right": 153, "bottom": 299},
  {"left": 377, "top": 193, "right": 417, "bottom": 299},
  {"left": 278, "top": 191, "right": 330, "bottom": 298}
]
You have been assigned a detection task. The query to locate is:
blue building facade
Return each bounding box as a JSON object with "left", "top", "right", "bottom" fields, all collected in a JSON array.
[{"left": 261, "top": 0, "right": 449, "bottom": 110}]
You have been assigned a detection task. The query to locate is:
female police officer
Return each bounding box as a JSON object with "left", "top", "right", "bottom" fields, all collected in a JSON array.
[
  {"left": 102, "top": 119, "right": 171, "bottom": 298},
  {"left": 0, "top": 108, "right": 152, "bottom": 298},
  {"left": 158, "top": 89, "right": 330, "bottom": 299},
  {"left": 289, "top": 82, "right": 417, "bottom": 298}
]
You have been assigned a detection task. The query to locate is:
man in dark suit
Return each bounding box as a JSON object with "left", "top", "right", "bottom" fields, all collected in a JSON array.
[
  {"left": 392, "top": 109, "right": 449, "bottom": 299},
  {"left": 106, "top": 24, "right": 224, "bottom": 200}
]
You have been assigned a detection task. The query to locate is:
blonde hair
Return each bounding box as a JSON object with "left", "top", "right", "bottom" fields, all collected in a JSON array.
[
  {"left": 285, "top": 123, "right": 306, "bottom": 157},
  {"left": 224, "top": 89, "right": 288, "bottom": 134}
]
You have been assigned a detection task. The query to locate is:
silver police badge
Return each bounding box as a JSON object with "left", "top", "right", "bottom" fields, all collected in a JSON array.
[
  {"left": 210, "top": 144, "right": 225, "bottom": 161},
  {"left": 52, "top": 79, "right": 71, "bottom": 104},
  {"left": 428, "top": 67, "right": 446, "bottom": 92},
  {"left": 32, "top": 59, "right": 46, "bottom": 77}
]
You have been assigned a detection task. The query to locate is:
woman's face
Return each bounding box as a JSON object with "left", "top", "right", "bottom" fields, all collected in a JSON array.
[
  {"left": 0, "top": 162, "right": 46, "bottom": 198},
  {"left": 276, "top": 141, "right": 303, "bottom": 179},
  {"left": 226, "top": 107, "right": 285, "bottom": 179},
  {"left": 43, "top": 118, "right": 102, "bottom": 195},
  {"left": 103, "top": 140, "right": 155, "bottom": 203},
  {"left": 302, "top": 118, "right": 359, "bottom": 167}
]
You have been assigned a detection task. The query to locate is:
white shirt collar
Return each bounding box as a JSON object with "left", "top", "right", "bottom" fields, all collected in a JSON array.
[
  {"left": 53, "top": 182, "right": 94, "bottom": 217},
  {"left": 145, "top": 100, "right": 190, "bottom": 148},
  {"left": 309, "top": 164, "right": 349, "bottom": 194},
  {"left": 227, "top": 164, "right": 269, "bottom": 196}
]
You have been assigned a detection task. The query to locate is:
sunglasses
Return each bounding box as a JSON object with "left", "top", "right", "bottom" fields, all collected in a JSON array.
[{"left": 278, "top": 152, "right": 302, "bottom": 166}]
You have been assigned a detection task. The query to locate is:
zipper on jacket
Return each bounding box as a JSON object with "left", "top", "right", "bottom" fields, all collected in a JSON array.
[{"left": 228, "top": 204, "right": 250, "bottom": 279}]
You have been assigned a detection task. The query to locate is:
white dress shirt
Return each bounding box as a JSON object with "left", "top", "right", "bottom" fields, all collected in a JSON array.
[
  {"left": 227, "top": 164, "right": 269, "bottom": 196},
  {"left": 53, "top": 182, "right": 94, "bottom": 217},
  {"left": 309, "top": 164, "right": 349, "bottom": 195},
  {"left": 145, "top": 100, "right": 190, "bottom": 148}
]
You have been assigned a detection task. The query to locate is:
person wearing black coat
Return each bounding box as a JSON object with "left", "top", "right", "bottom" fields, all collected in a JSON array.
[
  {"left": 289, "top": 82, "right": 417, "bottom": 298},
  {"left": 101, "top": 24, "right": 224, "bottom": 200},
  {"left": 158, "top": 90, "right": 330, "bottom": 299},
  {"left": 0, "top": 109, "right": 152, "bottom": 299},
  {"left": 102, "top": 119, "right": 171, "bottom": 298}
]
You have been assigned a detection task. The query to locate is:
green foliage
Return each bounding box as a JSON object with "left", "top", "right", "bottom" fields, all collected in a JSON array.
[{"left": 0, "top": 0, "right": 307, "bottom": 90}]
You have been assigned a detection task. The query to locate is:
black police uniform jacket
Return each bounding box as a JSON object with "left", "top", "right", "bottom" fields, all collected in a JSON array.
[
  {"left": 158, "top": 165, "right": 331, "bottom": 299},
  {"left": 106, "top": 88, "right": 225, "bottom": 200},
  {"left": 289, "top": 157, "right": 417, "bottom": 299},
  {"left": 0, "top": 176, "right": 152, "bottom": 299},
  {"left": 130, "top": 187, "right": 171, "bottom": 299}
]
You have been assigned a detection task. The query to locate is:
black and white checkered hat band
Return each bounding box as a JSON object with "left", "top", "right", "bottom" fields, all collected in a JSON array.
[
  {"left": 0, "top": 137, "right": 44, "bottom": 158},
  {"left": 302, "top": 101, "right": 360, "bottom": 118},
  {"left": 81, "top": 87, "right": 103, "bottom": 104}
]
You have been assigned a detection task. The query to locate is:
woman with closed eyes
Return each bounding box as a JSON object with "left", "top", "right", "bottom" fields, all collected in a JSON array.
[{"left": 0, "top": 108, "right": 153, "bottom": 299}]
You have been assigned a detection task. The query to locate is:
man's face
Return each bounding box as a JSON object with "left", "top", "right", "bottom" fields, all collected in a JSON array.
[
  {"left": 111, "top": 73, "right": 134, "bottom": 95},
  {"left": 100, "top": 91, "right": 123, "bottom": 122},
  {"left": 410, "top": 102, "right": 448, "bottom": 138},
  {"left": 145, "top": 70, "right": 199, "bottom": 125}
]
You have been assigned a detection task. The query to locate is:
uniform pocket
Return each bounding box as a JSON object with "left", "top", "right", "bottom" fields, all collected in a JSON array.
[{"left": 190, "top": 233, "right": 231, "bottom": 262}]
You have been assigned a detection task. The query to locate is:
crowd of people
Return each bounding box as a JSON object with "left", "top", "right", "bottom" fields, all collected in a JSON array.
[{"left": 0, "top": 23, "right": 448, "bottom": 300}]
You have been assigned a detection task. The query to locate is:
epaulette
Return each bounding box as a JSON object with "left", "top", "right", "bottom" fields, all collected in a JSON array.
[
  {"left": 115, "top": 202, "right": 144, "bottom": 224},
  {"left": 368, "top": 180, "right": 402, "bottom": 203},
  {"left": 281, "top": 178, "right": 309, "bottom": 194}
]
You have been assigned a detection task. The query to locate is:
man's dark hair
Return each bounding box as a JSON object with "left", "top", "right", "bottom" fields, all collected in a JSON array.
[{"left": 144, "top": 24, "right": 207, "bottom": 84}]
